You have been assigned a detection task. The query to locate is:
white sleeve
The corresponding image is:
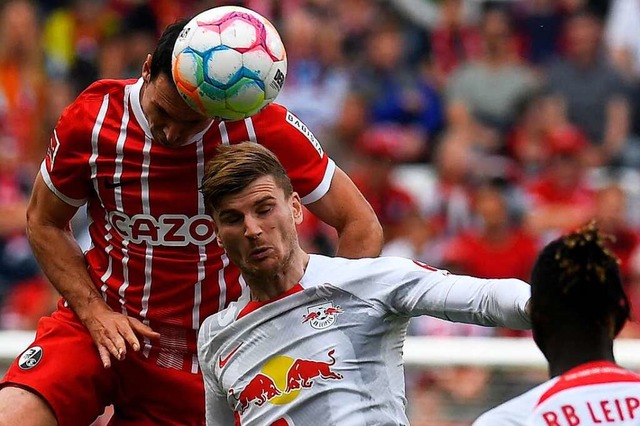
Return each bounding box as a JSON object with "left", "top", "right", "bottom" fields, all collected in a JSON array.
[
  {"left": 203, "top": 377, "right": 235, "bottom": 426},
  {"left": 345, "top": 257, "right": 531, "bottom": 330},
  {"left": 198, "top": 318, "right": 236, "bottom": 426}
]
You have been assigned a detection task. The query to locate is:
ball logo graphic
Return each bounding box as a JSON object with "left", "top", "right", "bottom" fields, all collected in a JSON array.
[
  {"left": 172, "top": 6, "right": 287, "bottom": 120},
  {"left": 18, "top": 346, "right": 43, "bottom": 370}
]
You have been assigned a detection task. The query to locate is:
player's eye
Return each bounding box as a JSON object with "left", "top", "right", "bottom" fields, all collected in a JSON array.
[
  {"left": 220, "top": 214, "right": 243, "bottom": 225},
  {"left": 257, "top": 206, "right": 273, "bottom": 215}
]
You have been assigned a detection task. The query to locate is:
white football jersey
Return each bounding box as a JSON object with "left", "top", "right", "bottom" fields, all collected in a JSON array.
[
  {"left": 474, "top": 361, "right": 640, "bottom": 426},
  {"left": 198, "top": 255, "right": 531, "bottom": 426}
]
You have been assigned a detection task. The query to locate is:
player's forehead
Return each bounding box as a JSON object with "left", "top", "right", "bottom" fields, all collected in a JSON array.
[
  {"left": 218, "top": 176, "right": 284, "bottom": 211},
  {"left": 152, "top": 73, "right": 208, "bottom": 121}
]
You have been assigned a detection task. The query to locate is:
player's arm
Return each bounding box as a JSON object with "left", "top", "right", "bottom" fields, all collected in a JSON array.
[
  {"left": 306, "top": 167, "right": 383, "bottom": 258},
  {"left": 26, "top": 173, "right": 159, "bottom": 367},
  {"left": 355, "top": 257, "right": 530, "bottom": 329}
]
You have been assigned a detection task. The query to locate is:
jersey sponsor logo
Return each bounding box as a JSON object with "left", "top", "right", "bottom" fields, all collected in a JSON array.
[
  {"left": 219, "top": 342, "right": 243, "bottom": 368},
  {"left": 285, "top": 112, "right": 323, "bottom": 157},
  {"left": 538, "top": 396, "right": 640, "bottom": 425},
  {"left": 18, "top": 346, "right": 43, "bottom": 370},
  {"left": 229, "top": 349, "right": 342, "bottom": 414},
  {"left": 107, "top": 211, "right": 216, "bottom": 246},
  {"left": 302, "top": 302, "right": 343, "bottom": 330}
]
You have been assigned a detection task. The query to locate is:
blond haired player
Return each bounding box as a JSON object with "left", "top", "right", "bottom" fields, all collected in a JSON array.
[{"left": 197, "top": 142, "right": 531, "bottom": 425}]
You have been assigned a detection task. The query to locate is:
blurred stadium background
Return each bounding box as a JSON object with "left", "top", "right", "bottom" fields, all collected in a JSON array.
[{"left": 2, "top": 0, "right": 640, "bottom": 424}]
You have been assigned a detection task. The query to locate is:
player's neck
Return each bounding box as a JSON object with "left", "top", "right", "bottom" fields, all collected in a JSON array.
[
  {"left": 246, "top": 249, "right": 310, "bottom": 302},
  {"left": 544, "top": 332, "right": 615, "bottom": 377}
]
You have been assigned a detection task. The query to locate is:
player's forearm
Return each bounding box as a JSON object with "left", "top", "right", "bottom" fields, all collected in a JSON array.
[
  {"left": 443, "top": 277, "right": 531, "bottom": 330},
  {"left": 27, "top": 221, "right": 108, "bottom": 320},
  {"left": 334, "top": 217, "right": 383, "bottom": 258}
]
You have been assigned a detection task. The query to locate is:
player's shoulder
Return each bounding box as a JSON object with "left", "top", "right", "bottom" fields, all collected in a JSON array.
[
  {"left": 62, "top": 78, "right": 133, "bottom": 120},
  {"left": 76, "top": 78, "right": 133, "bottom": 103},
  {"left": 252, "top": 102, "right": 288, "bottom": 122},
  {"left": 302, "top": 255, "right": 442, "bottom": 285},
  {"left": 200, "top": 298, "right": 248, "bottom": 340},
  {"left": 473, "top": 380, "right": 557, "bottom": 426}
]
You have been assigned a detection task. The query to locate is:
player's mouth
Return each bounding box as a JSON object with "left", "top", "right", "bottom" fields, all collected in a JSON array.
[{"left": 249, "top": 247, "right": 272, "bottom": 261}]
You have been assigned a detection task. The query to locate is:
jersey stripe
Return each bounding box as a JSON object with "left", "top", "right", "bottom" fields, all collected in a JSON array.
[
  {"left": 219, "top": 121, "right": 230, "bottom": 145},
  {"left": 140, "top": 132, "right": 154, "bottom": 356},
  {"left": 244, "top": 117, "right": 257, "bottom": 142},
  {"left": 89, "top": 94, "right": 111, "bottom": 300},
  {"left": 114, "top": 85, "right": 132, "bottom": 315}
]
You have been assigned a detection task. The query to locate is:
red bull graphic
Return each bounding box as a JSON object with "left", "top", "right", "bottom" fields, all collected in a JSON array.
[
  {"left": 302, "top": 302, "right": 343, "bottom": 329},
  {"left": 229, "top": 373, "right": 282, "bottom": 413},
  {"left": 229, "top": 350, "right": 343, "bottom": 414},
  {"left": 285, "top": 349, "right": 343, "bottom": 392}
]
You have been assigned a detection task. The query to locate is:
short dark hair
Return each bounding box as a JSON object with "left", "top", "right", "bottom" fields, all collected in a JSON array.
[
  {"left": 201, "top": 142, "right": 294, "bottom": 212},
  {"left": 149, "top": 18, "right": 191, "bottom": 83},
  {"left": 531, "top": 223, "right": 631, "bottom": 337}
]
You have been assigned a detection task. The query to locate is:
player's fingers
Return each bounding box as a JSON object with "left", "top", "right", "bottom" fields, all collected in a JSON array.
[
  {"left": 129, "top": 317, "right": 161, "bottom": 341},
  {"left": 98, "top": 345, "right": 112, "bottom": 369},
  {"left": 107, "top": 329, "right": 128, "bottom": 360},
  {"left": 117, "top": 321, "right": 141, "bottom": 352}
]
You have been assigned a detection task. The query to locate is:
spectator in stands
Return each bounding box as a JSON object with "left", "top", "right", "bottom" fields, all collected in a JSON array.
[
  {"left": 514, "top": 0, "right": 565, "bottom": 66},
  {"left": 0, "top": 0, "right": 47, "bottom": 171},
  {"left": 605, "top": 0, "right": 640, "bottom": 81},
  {"left": 354, "top": 21, "right": 444, "bottom": 142},
  {"left": 544, "top": 7, "right": 632, "bottom": 167},
  {"left": 593, "top": 184, "right": 639, "bottom": 285},
  {"left": 446, "top": 6, "right": 538, "bottom": 152},
  {"left": 429, "top": 0, "right": 483, "bottom": 89},
  {"left": 349, "top": 124, "right": 422, "bottom": 241},
  {"left": 425, "top": 131, "right": 478, "bottom": 238},
  {"left": 474, "top": 224, "right": 640, "bottom": 425},
  {"left": 0, "top": 144, "right": 42, "bottom": 311},
  {"left": 523, "top": 126, "right": 595, "bottom": 240},
  {"left": 442, "top": 184, "right": 538, "bottom": 283},
  {"left": 276, "top": 8, "right": 351, "bottom": 155}
]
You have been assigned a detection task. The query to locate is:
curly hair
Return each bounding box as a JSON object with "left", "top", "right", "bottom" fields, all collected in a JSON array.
[{"left": 530, "top": 222, "right": 631, "bottom": 337}]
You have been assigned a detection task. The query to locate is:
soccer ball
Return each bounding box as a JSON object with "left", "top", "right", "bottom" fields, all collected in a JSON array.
[{"left": 172, "top": 6, "right": 287, "bottom": 121}]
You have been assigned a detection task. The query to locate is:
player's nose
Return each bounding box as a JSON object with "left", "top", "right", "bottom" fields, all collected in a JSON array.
[
  {"left": 243, "top": 216, "right": 262, "bottom": 239},
  {"left": 163, "top": 125, "right": 183, "bottom": 145}
]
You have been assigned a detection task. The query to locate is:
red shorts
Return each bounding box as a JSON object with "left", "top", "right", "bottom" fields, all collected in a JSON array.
[{"left": 1, "top": 305, "right": 205, "bottom": 425}]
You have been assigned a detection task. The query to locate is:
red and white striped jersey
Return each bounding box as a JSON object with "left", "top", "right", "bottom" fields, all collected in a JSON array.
[
  {"left": 474, "top": 361, "right": 640, "bottom": 425},
  {"left": 41, "top": 78, "right": 335, "bottom": 373}
]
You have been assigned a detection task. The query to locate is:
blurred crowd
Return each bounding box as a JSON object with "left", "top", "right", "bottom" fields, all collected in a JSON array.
[{"left": 1, "top": 0, "right": 640, "bottom": 424}]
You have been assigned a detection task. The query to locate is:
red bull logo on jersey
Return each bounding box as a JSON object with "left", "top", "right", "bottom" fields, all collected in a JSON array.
[
  {"left": 228, "top": 349, "right": 343, "bottom": 414},
  {"left": 302, "top": 302, "right": 343, "bottom": 330},
  {"left": 107, "top": 211, "right": 216, "bottom": 246}
]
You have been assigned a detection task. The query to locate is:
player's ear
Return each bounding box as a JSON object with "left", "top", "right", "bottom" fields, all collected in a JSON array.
[
  {"left": 216, "top": 237, "right": 224, "bottom": 248},
  {"left": 142, "top": 54, "right": 152, "bottom": 81},
  {"left": 291, "top": 193, "right": 303, "bottom": 225}
]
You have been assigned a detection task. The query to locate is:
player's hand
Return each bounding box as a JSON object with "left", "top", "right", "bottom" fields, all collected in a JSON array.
[{"left": 79, "top": 303, "right": 161, "bottom": 368}]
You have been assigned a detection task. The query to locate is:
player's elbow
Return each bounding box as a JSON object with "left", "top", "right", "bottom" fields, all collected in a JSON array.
[{"left": 366, "top": 217, "right": 384, "bottom": 254}]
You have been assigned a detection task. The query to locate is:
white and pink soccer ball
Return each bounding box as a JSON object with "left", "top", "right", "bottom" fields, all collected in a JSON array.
[{"left": 172, "top": 6, "right": 287, "bottom": 120}]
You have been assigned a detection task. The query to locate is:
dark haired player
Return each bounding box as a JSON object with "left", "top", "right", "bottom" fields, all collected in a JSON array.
[
  {"left": 474, "top": 224, "right": 640, "bottom": 425},
  {"left": 0, "top": 15, "right": 382, "bottom": 426}
]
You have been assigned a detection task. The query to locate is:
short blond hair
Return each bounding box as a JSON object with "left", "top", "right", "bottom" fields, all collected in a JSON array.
[{"left": 201, "top": 142, "right": 293, "bottom": 212}]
